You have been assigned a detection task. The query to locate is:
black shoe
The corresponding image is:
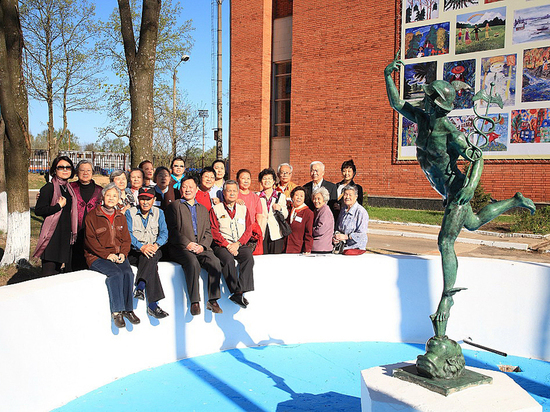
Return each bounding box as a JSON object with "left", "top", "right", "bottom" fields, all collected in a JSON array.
[
  {"left": 112, "top": 312, "right": 126, "bottom": 328},
  {"left": 243, "top": 296, "right": 249, "bottom": 306},
  {"left": 206, "top": 300, "right": 223, "bottom": 314},
  {"left": 147, "top": 306, "right": 169, "bottom": 319},
  {"left": 190, "top": 302, "right": 201, "bottom": 316},
  {"left": 134, "top": 288, "right": 145, "bottom": 300},
  {"left": 229, "top": 293, "right": 247, "bottom": 309},
  {"left": 122, "top": 311, "right": 140, "bottom": 325}
]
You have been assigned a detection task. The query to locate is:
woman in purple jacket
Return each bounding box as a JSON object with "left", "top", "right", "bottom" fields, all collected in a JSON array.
[{"left": 311, "top": 187, "right": 334, "bottom": 253}]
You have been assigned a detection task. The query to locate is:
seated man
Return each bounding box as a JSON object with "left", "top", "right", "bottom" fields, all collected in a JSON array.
[
  {"left": 126, "top": 187, "right": 169, "bottom": 318},
  {"left": 210, "top": 180, "right": 255, "bottom": 308},
  {"left": 333, "top": 185, "right": 369, "bottom": 255},
  {"left": 165, "top": 176, "right": 223, "bottom": 316}
]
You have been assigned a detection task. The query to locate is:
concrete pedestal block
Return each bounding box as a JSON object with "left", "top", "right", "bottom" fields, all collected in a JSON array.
[{"left": 361, "top": 361, "right": 542, "bottom": 412}]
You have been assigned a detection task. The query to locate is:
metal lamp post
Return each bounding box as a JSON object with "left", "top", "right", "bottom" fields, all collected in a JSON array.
[
  {"left": 198, "top": 110, "right": 209, "bottom": 168},
  {"left": 172, "top": 55, "right": 190, "bottom": 159}
]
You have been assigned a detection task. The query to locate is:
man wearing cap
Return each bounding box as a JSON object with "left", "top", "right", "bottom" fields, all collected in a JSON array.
[
  {"left": 165, "top": 176, "right": 223, "bottom": 316},
  {"left": 125, "top": 187, "right": 169, "bottom": 319}
]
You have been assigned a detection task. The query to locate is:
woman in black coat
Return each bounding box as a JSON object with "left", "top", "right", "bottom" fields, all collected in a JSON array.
[{"left": 33, "top": 156, "right": 78, "bottom": 276}]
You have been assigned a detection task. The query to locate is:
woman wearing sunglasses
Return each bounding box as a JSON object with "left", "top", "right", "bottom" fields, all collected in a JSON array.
[{"left": 34, "top": 156, "right": 79, "bottom": 277}]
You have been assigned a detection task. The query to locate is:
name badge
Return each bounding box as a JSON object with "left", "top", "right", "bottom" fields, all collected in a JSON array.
[
  {"left": 238, "top": 218, "right": 245, "bottom": 225},
  {"left": 295, "top": 216, "right": 303, "bottom": 223}
]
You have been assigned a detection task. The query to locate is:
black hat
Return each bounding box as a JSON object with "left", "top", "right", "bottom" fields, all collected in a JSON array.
[{"left": 138, "top": 187, "right": 155, "bottom": 199}]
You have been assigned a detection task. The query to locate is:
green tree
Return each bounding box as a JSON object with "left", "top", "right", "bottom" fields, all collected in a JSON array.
[
  {"left": 33, "top": 128, "right": 80, "bottom": 151},
  {"left": 20, "top": 0, "right": 103, "bottom": 161}
]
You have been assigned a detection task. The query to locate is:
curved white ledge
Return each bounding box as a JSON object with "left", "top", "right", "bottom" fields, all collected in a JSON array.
[{"left": 0, "top": 254, "right": 548, "bottom": 412}]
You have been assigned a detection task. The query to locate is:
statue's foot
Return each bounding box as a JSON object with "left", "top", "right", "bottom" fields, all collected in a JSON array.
[
  {"left": 430, "top": 295, "right": 454, "bottom": 323},
  {"left": 515, "top": 192, "right": 536, "bottom": 215}
]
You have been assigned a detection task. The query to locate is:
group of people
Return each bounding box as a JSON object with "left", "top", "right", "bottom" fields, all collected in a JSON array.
[{"left": 33, "top": 156, "right": 369, "bottom": 328}]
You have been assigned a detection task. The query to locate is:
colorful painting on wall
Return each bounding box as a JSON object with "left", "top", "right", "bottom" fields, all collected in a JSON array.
[
  {"left": 449, "top": 114, "right": 509, "bottom": 152},
  {"left": 513, "top": 5, "right": 550, "bottom": 45},
  {"left": 405, "top": 22, "right": 450, "bottom": 59},
  {"left": 405, "top": 0, "right": 440, "bottom": 23},
  {"left": 402, "top": 117, "right": 418, "bottom": 147},
  {"left": 444, "top": 0, "right": 478, "bottom": 11},
  {"left": 443, "top": 59, "right": 476, "bottom": 109},
  {"left": 511, "top": 108, "right": 550, "bottom": 143},
  {"left": 456, "top": 7, "right": 506, "bottom": 55},
  {"left": 480, "top": 54, "right": 516, "bottom": 107},
  {"left": 522, "top": 47, "right": 550, "bottom": 103},
  {"left": 404, "top": 61, "right": 437, "bottom": 100}
]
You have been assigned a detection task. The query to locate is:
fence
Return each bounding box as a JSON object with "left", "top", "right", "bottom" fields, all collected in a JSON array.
[{"left": 29, "top": 150, "right": 131, "bottom": 175}]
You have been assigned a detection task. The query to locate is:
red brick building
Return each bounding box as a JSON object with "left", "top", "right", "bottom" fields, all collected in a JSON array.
[{"left": 229, "top": 0, "right": 549, "bottom": 206}]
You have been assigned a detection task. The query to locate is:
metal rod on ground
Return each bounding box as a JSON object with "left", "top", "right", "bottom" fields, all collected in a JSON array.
[{"left": 463, "top": 337, "right": 507, "bottom": 357}]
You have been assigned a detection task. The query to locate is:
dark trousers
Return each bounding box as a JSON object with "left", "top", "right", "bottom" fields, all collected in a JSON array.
[
  {"left": 263, "top": 225, "right": 285, "bottom": 254},
  {"left": 90, "top": 258, "right": 134, "bottom": 313},
  {"left": 213, "top": 245, "right": 254, "bottom": 294},
  {"left": 128, "top": 249, "right": 165, "bottom": 304},
  {"left": 170, "top": 247, "right": 222, "bottom": 303}
]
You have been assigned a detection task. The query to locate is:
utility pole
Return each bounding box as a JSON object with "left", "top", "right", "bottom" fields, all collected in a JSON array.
[
  {"left": 198, "top": 110, "right": 209, "bottom": 167},
  {"left": 172, "top": 55, "right": 190, "bottom": 159},
  {"left": 216, "top": 0, "right": 223, "bottom": 159}
]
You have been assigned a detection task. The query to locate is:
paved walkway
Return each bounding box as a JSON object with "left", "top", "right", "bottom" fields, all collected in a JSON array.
[{"left": 367, "top": 220, "right": 550, "bottom": 264}]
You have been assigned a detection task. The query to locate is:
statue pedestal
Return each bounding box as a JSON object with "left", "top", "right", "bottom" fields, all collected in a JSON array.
[{"left": 360, "top": 361, "right": 542, "bottom": 412}]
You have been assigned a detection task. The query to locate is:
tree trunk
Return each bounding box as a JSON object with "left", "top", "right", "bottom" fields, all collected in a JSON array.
[
  {"left": 118, "top": 0, "right": 160, "bottom": 168},
  {"left": 0, "top": 0, "right": 31, "bottom": 266},
  {"left": 0, "top": 116, "right": 7, "bottom": 233}
]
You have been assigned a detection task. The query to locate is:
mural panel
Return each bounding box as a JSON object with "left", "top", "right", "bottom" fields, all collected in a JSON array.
[{"left": 456, "top": 7, "right": 506, "bottom": 55}]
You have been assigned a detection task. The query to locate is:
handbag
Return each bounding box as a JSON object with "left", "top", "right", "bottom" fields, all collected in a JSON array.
[{"left": 273, "top": 209, "right": 292, "bottom": 237}]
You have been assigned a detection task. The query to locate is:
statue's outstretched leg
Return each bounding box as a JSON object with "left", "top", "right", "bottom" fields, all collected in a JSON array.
[
  {"left": 433, "top": 202, "right": 469, "bottom": 336},
  {"left": 464, "top": 192, "right": 536, "bottom": 231}
]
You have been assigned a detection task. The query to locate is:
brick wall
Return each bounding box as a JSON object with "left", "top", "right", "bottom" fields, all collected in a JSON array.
[{"left": 230, "top": 0, "right": 550, "bottom": 202}]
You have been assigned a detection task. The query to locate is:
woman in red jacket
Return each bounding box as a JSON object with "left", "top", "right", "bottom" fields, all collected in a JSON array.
[
  {"left": 84, "top": 183, "right": 140, "bottom": 329},
  {"left": 285, "top": 186, "right": 314, "bottom": 254}
]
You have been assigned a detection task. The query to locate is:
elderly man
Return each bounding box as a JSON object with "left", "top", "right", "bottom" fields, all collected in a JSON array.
[
  {"left": 165, "top": 176, "right": 223, "bottom": 316},
  {"left": 275, "top": 163, "right": 297, "bottom": 199},
  {"left": 126, "top": 187, "right": 169, "bottom": 319},
  {"left": 210, "top": 180, "right": 255, "bottom": 308},
  {"left": 333, "top": 185, "right": 369, "bottom": 255},
  {"left": 303, "top": 161, "right": 337, "bottom": 212}
]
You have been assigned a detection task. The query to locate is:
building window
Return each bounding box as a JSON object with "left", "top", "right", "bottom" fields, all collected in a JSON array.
[{"left": 273, "top": 61, "right": 291, "bottom": 138}]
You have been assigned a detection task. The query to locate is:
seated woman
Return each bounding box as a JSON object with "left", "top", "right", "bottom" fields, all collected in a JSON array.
[
  {"left": 110, "top": 169, "right": 135, "bottom": 213},
  {"left": 70, "top": 160, "right": 103, "bottom": 271},
  {"left": 34, "top": 156, "right": 78, "bottom": 276},
  {"left": 236, "top": 168, "right": 265, "bottom": 255},
  {"left": 258, "top": 168, "right": 288, "bottom": 254},
  {"left": 152, "top": 166, "right": 177, "bottom": 211},
  {"left": 128, "top": 168, "right": 145, "bottom": 200},
  {"left": 333, "top": 185, "right": 369, "bottom": 255},
  {"left": 335, "top": 159, "right": 364, "bottom": 218},
  {"left": 84, "top": 183, "right": 140, "bottom": 328},
  {"left": 311, "top": 187, "right": 335, "bottom": 253},
  {"left": 285, "top": 186, "right": 313, "bottom": 254}
]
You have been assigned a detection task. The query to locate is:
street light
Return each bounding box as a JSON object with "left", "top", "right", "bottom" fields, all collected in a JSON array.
[
  {"left": 198, "top": 110, "right": 209, "bottom": 167},
  {"left": 172, "top": 55, "right": 190, "bottom": 159}
]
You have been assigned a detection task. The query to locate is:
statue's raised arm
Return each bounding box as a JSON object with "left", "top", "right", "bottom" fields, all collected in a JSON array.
[{"left": 384, "top": 52, "right": 418, "bottom": 123}]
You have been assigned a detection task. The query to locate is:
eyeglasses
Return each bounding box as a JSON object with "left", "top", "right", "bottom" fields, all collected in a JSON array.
[
  {"left": 279, "top": 171, "right": 292, "bottom": 175},
  {"left": 57, "top": 166, "right": 72, "bottom": 170}
]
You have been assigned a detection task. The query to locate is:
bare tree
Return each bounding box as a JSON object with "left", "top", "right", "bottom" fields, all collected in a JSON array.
[
  {"left": 0, "top": 116, "right": 7, "bottom": 233},
  {"left": 98, "top": 0, "right": 194, "bottom": 167},
  {"left": 0, "top": 0, "right": 31, "bottom": 266}
]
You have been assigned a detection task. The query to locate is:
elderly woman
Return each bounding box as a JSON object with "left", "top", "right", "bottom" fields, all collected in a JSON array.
[
  {"left": 311, "top": 187, "right": 335, "bottom": 253},
  {"left": 333, "top": 185, "right": 369, "bottom": 255},
  {"left": 335, "top": 159, "right": 364, "bottom": 217},
  {"left": 84, "top": 183, "right": 140, "bottom": 328},
  {"left": 110, "top": 169, "right": 135, "bottom": 213},
  {"left": 34, "top": 156, "right": 79, "bottom": 276},
  {"left": 128, "top": 168, "right": 145, "bottom": 200},
  {"left": 237, "top": 168, "right": 265, "bottom": 254},
  {"left": 258, "top": 168, "right": 288, "bottom": 254},
  {"left": 70, "top": 160, "right": 103, "bottom": 271},
  {"left": 152, "top": 166, "right": 177, "bottom": 211},
  {"left": 285, "top": 186, "right": 313, "bottom": 254}
]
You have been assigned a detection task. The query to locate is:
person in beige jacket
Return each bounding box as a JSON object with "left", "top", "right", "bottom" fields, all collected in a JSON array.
[{"left": 257, "top": 168, "right": 288, "bottom": 254}]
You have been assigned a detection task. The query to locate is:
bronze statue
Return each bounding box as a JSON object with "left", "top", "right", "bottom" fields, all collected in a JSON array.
[{"left": 385, "top": 53, "right": 536, "bottom": 379}]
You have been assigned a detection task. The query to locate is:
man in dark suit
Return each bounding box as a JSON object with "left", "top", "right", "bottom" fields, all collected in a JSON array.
[
  {"left": 165, "top": 176, "right": 223, "bottom": 316},
  {"left": 303, "top": 161, "right": 338, "bottom": 215}
]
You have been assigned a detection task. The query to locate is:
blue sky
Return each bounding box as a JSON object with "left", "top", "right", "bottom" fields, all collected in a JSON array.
[{"left": 27, "top": 0, "right": 231, "bottom": 155}]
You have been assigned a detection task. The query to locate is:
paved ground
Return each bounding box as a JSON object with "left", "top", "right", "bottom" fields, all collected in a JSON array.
[{"left": 367, "top": 220, "right": 550, "bottom": 264}]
